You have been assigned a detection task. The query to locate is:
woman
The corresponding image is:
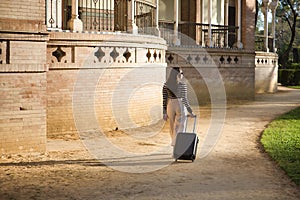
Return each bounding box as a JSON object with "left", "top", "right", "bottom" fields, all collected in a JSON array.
[{"left": 162, "top": 67, "right": 196, "bottom": 146}]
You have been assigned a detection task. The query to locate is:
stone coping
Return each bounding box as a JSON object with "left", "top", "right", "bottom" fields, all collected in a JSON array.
[{"left": 48, "top": 30, "right": 167, "bottom": 49}]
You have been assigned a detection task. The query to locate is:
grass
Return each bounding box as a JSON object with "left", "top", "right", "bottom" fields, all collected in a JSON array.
[
  {"left": 288, "top": 86, "right": 300, "bottom": 89},
  {"left": 260, "top": 107, "right": 300, "bottom": 186}
]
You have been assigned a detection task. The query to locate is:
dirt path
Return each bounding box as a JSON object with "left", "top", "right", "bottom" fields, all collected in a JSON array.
[{"left": 1, "top": 86, "right": 300, "bottom": 200}]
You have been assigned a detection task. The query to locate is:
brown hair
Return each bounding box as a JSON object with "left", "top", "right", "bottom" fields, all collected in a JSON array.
[{"left": 166, "top": 67, "right": 180, "bottom": 94}]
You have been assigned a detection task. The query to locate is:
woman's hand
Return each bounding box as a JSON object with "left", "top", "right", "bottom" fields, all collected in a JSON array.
[
  {"left": 163, "top": 114, "right": 168, "bottom": 121},
  {"left": 188, "top": 113, "right": 196, "bottom": 118}
]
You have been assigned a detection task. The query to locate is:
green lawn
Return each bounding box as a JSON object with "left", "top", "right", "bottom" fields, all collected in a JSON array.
[
  {"left": 260, "top": 107, "right": 300, "bottom": 185},
  {"left": 288, "top": 86, "right": 300, "bottom": 89}
]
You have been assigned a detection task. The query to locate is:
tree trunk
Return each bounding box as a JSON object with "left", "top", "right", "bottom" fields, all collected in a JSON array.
[
  {"left": 281, "top": 0, "right": 298, "bottom": 68},
  {"left": 255, "top": 0, "right": 258, "bottom": 27}
]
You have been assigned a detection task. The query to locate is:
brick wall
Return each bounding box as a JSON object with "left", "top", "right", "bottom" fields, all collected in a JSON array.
[
  {"left": 0, "top": 39, "right": 48, "bottom": 154},
  {"left": 10, "top": 41, "right": 47, "bottom": 64},
  {"left": 0, "top": 72, "right": 47, "bottom": 154},
  {"left": 47, "top": 70, "right": 78, "bottom": 139},
  {"left": 0, "top": 0, "right": 48, "bottom": 155},
  {"left": 95, "top": 67, "right": 165, "bottom": 131},
  {"left": 0, "top": 0, "right": 46, "bottom": 33},
  {"left": 183, "top": 66, "right": 255, "bottom": 104},
  {"left": 0, "top": 0, "right": 44, "bottom": 21},
  {"left": 46, "top": 32, "right": 167, "bottom": 138},
  {"left": 47, "top": 65, "right": 166, "bottom": 138}
]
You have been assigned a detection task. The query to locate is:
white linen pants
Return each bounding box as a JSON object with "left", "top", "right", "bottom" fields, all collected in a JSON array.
[{"left": 167, "top": 98, "right": 187, "bottom": 146}]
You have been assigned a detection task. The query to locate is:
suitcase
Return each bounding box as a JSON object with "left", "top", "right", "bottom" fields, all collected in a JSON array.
[{"left": 173, "top": 116, "right": 199, "bottom": 162}]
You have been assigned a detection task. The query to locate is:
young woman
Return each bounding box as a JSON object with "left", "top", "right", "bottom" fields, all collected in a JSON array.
[{"left": 162, "top": 67, "right": 196, "bottom": 146}]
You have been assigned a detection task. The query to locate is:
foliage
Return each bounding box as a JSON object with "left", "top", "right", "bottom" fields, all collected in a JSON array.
[
  {"left": 291, "top": 63, "right": 300, "bottom": 69},
  {"left": 275, "top": 0, "right": 299, "bottom": 67},
  {"left": 278, "top": 69, "right": 300, "bottom": 85},
  {"left": 260, "top": 107, "right": 300, "bottom": 186},
  {"left": 255, "top": 0, "right": 264, "bottom": 32},
  {"left": 288, "top": 86, "right": 300, "bottom": 89}
]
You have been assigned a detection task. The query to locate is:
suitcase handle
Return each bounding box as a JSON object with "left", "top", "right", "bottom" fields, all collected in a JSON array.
[{"left": 184, "top": 115, "right": 197, "bottom": 133}]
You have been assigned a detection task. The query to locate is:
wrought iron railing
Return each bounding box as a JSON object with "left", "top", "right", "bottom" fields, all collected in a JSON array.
[
  {"left": 46, "top": 0, "right": 157, "bottom": 33},
  {"left": 78, "top": 0, "right": 115, "bottom": 31},
  {"left": 159, "top": 21, "right": 238, "bottom": 48},
  {"left": 46, "top": 0, "right": 114, "bottom": 31},
  {"left": 46, "top": 0, "right": 126, "bottom": 32},
  {"left": 134, "top": 0, "right": 156, "bottom": 34},
  {"left": 46, "top": 1, "right": 241, "bottom": 49},
  {"left": 46, "top": 0, "right": 63, "bottom": 29}
]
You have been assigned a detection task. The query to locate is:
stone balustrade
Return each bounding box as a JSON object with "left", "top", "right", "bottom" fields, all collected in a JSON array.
[
  {"left": 165, "top": 46, "right": 256, "bottom": 103},
  {"left": 255, "top": 51, "right": 278, "bottom": 93}
]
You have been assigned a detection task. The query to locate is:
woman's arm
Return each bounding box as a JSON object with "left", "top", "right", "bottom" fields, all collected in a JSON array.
[
  {"left": 178, "top": 82, "right": 194, "bottom": 116},
  {"left": 162, "top": 83, "right": 168, "bottom": 115}
]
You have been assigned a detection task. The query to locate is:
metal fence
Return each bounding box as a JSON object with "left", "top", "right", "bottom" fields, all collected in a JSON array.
[
  {"left": 159, "top": 21, "right": 238, "bottom": 48},
  {"left": 46, "top": 0, "right": 156, "bottom": 33},
  {"left": 78, "top": 0, "right": 115, "bottom": 31},
  {"left": 46, "top": 0, "right": 240, "bottom": 49},
  {"left": 134, "top": 0, "right": 156, "bottom": 34}
]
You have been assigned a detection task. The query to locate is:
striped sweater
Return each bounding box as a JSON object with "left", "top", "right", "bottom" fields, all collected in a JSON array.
[{"left": 162, "top": 82, "right": 193, "bottom": 114}]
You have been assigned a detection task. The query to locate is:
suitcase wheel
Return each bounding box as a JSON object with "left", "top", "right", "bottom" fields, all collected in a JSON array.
[{"left": 191, "top": 155, "right": 195, "bottom": 161}]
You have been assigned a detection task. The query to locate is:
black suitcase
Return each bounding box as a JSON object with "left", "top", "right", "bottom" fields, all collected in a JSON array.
[{"left": 173, "top": 116, "right": 199, "bottom": 162}]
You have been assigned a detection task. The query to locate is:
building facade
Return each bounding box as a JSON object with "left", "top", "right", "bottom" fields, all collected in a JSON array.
[{"left": 0, "top": 0, "right": 278, "bottom": 155}]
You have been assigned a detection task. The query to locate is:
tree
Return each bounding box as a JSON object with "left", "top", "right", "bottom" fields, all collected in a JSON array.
[
  {"left": 276, "top": 0, "right": 299, "bottom": 67},
  {"left": 255, "top": 0, "right": 259, "bottom": 28},
  {"left": 255, "top": 0, "right": 264, "bottom": 32}
]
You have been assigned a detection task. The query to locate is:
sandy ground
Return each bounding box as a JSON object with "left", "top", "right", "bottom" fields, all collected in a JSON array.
[{"left": 1, "top": 86, "right": 300, "bottom": 200}]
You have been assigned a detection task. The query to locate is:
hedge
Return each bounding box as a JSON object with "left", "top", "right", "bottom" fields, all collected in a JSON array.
[{"left": 278, "top": 69, "right": 300, "bottom": 86}]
